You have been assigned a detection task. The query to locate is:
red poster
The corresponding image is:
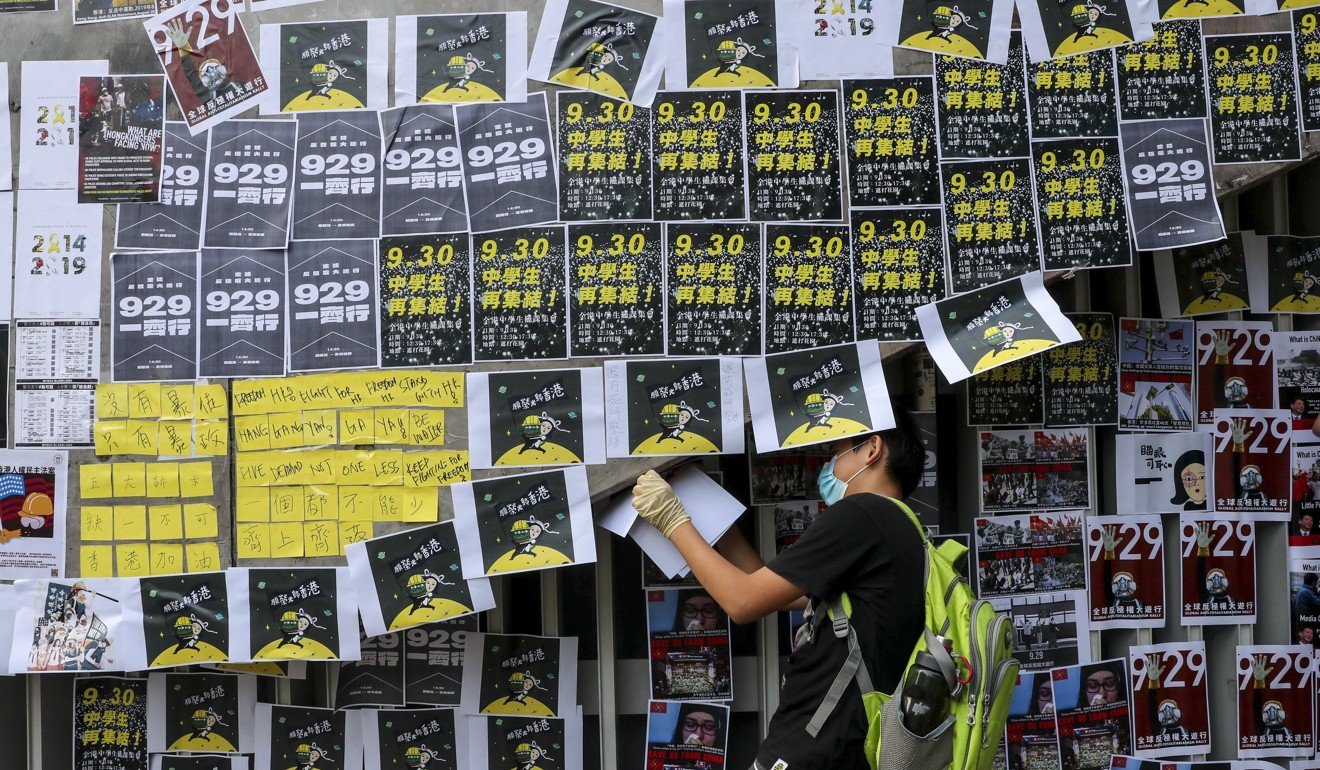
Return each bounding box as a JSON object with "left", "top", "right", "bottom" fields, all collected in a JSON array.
[
  {"left": 1194, "top": 321, "right": 1274, "bottom": 427},
  {"left": 1210, "top": 409, "right": 1291, "bottom": 519},
  {"left": 1127, "top": 642, "right": 1211, "bottom": 757},
  {"left": 1087, "top": 516, "right": 1165, "bottom": 629},
  {"left": 1235, "top": 645, "right": 1316, "bottom": 758},
  {"left": 1178, "top": 514, "right": 1256, "bottom": 625}
]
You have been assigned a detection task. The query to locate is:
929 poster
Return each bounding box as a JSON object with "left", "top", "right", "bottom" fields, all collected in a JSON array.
[{"left": 1087, "top": 515, "right": 1165, "bottom": 629}]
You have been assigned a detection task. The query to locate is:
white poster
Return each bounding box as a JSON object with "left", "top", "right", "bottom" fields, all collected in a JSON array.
[
  {"left": 792, "top": 2, "right": 894, "bottom": 79},
  {"left": 0, "top": 450, "right": 67, "bottom": 579},
  {"left": 13, "top": 188, "right": 103, "bottom": 319},
  {"left": 146, "top": 671, "right": 258, "bottom": 753},
  {"left": 18, "top": 59, "right": 109, "bottom": 190},
  {"left": 258, "top": 18, "right": 389, "bottom": 115},
  {"left": 13, "top": 319, "right": 98, "bottom": 449},
  {"left": 8, "top": 576, "right": 149, "bottom": 673},
  {"left": 1114, "top": 432, "right": 1212, "bottom": 514},
  {"left": 466, "top": 711, "right": 584, "bottom": 769}
]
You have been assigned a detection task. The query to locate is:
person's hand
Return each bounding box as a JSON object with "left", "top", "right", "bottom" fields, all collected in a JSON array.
[
  {"left": 1195, "top": 522, "right": 1211, "bottom": 556},
  {"left": 632, "top": 470, "right": 691, "bottom": 538},
  {"left": 1101, "top": 525, "right": 1118, "bottom": 560},
  {"left": 164, "top": 19, "right": 193, "bottom": 52},
  {"left": 1252, "top": 654, "right": 1272, "bottom": 688},
  {"left": 1214, "top": 330, "right": 1231, "bottom": 364},
  {"left": 1145, "top": 654, "right": 1164, "bottom": 689},
  {"left": 1231, "top": 417, "right": 1253, "bottom": 452}
]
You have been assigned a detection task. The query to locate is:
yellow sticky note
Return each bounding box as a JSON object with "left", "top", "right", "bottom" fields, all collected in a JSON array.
[
  {"left": 235, "top": 487, "right": 271, "bottom": 522},
  {"left": 304, "top": 450, "right": 338, "bottom": 484},
  {"left": 235, "top": 452, "right": 273, "bottom": 486},
  {"left": 94, "top": 420, "right": 128, "bottom": 456},
  {"left": 303, "top": 521, "right": 339, "bottom": 557},
  {"left": 149, "top": 504, "right": 183, "bottom": 541},
  {"left": 113, "top": 505, "right": 148, "bottom": 540},
  {"left": 127, "top": 384, "right": 162, "bottom": 418},
  {"left": 234, "top": 415, "right": 272, "bottom": 451},
  {"left": 80, "top": 545, "right": 114, "bottom": 577},
  {"left": 115, "top": 543, "right": 151, "bottom": 577},
  {"left": 194, "top": 384, "right": 228, "bottom": 419},
  {"left": 339, "top": 520, "right": 373, "bottom": 551},
  {"left": 369, "top": 450, "right": 405, "bottom": 486},
  {"left": 194, "top": 420, "right": 228, "bottom": 457},
  {"left": 301, "top": 409, "right": 338, "bottom": 446},
  {"left": 340, "top": 410, "right": 377, "bottom": 444},
  {"left": 337, "top": 486, "right": 374, "bottom": 521},
  {"left": 185, "top": 541, "right": 222, "bottom": 572},
  {"left": 268, "top": 412, "right": 306, "bottom": 449},
  {"left": 403, "top": 450, "right": 471, "bottom": 487},
  {"left": 112, "top": 463, "right": 146, "bottom": 498},
  {"left": 236, "top": 523, "right": 271, "bottom": 559},
  {"left": 149, "top": 543, "right": 184, "bottom": 575},
  {"left": 159, "top": 385, "right": 195, "bottom": 419},
  {"left": 125, "top": 420, "right": 162, "bottom": 456},
  {"left": 145, "top": 462, "right": 180, "bottom": 498},
  {"left": 302, "top": 486, "right": 338, "bottom": 521},
  {"left": 96, "top": 384, "right": 130, "bottom": 420},
  {"left": 79, "top": 506, "right": 114, "bottom": 542},
  {"left": 269, "top": 452, "right": 314, "bottom": 485},
  {"left": 79, "top": 464, "right": 114, "bottom": 499},
  {"left": 407, "top": 409, "right": 446, "bottom": 446},
  {"left": 336, "top": 451, "right": 376, "bottom": 486},
  {"left": 269, "top": 486, "right": 305, "bottom": 522},
  {"left": 179, "top": 462, "right": 214, "bottom": 498},
  {"left": 374, "top": 409, "right": 409, "bottom": 445},
  {"left": 399, "top": 487, "right": 439, "bottom": 522},
  {"left": 184, "top": 503, "right": 218, "bottom": 539},
  {"left": 231, "top": 380, "right": 272, "bottom": 416},
  {"left": 270, "top": 522, "right": 304, "bottom": 558},
  {"left": 159, "top": 422, "right": 192, "bottom": 456}
]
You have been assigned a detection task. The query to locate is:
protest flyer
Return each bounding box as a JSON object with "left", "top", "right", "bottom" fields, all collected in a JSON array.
[
  {"left": 940, "top": 158, "right": 1041, "bottom": 293},
  {"left": 253, "top": 704, "right": 350, "bottom": 770},
  {"left": 979, "top": 429, "right": 1092, "bottom": 513},
  {"left": 455, "top": 94, "right": 559, "bottom": 232},
  {"left": 1114, "top": 432, "right": 1211, "bottom": 514},
  {"left": 1210, "top": 409, "right": 1290, "bottom": 519},
  {"left": 0, "top": 451, "right": 68, "bottom": 580},
  {"left": 1235, "top": 645, "right": 1315, "bottom": 758},
  {"left": 471, "top": 224, "right": 567, "bottom": 354},
  {"left": 116, "top": 124, "right": 207, "bottom": 251},
  {"left": 468, "top": 368, "right": 606, "bottom": 468},
  {"left": 646, "top": 700, "right": 730, "bottom": 769},
  {"left": 14, "top": 188, "right": 104, "bottom": 319},
  {"left": 258, "top": 19, "right": 389, "bottom": 113},
  {"left": 201, "top": 119, "right": 296, "bottom": 250},
  {"left": 197, "top": 248, "right": 287, "bottom": 378},
  {"left": 1155, "top": 233, "right": 1253, "bottom": 318},
  {"left": 1026, "top": 50, "right": 1120, "bottom": 139},
  {"left": 1276, "top": 332, "right": 1320, "bottom": 439},
  {"left": 9, "top": 577, "right": 148, "bottom": 672},
  {"left": 1118, "top": 118, "right": 1224, "bottom": 251},
  {"left": 1178, "top": 513, "right": 1257, "bottom": 625},
  {"left": 378, "top": 233, "right": 473, "bottom": 367},
  {"left": 647, "top": 588, "right": 733, "bottom": 701},
  {"left": 1249, "top": 234, "right": 1320, "bottom": 313},
  {"left": 286, "top": 240, "right": 380, "bottom": 372},
  {"left": 967, "top": 356, "right": 1044, "bottom": 426},
  {"left": 664, "top": 223, "right": 763, "bottom": 356},
  {"left": 452, "top": 467, "right": 596, "bottom": 578},
  {"left": 1005, "top": 671, "right": 1061, "bottom": 770},
  {"left": 1204, "top": 34, "right": 1302, "bottom": 165},
  {"left": 744, "top": 340, "right": 894, "bottom": 453},
  {"left": 749, "top": 445, "right": 829, "bottom": 504},
  {"left": 73, "top": 0, "right": 152, "bottom": 23},
  {"left": 660, "top": 0, "right": 798, "bottom": 89},
  {"left": 394, "top": 12, "right": 528, "bottom": 105},
  {"left": 842, "top": 77, "right": 940, "bottom": 208},
  {"left": 1032, "top": 138, "right": 1132, "bottom": 272},
  {"left": 1018, "top": 0, "right": 1152, "bottom": 62},
  {"left": 880, "top": 0, "right": 1015, "bottom": 64},
  {"left": 1042, "top": 313, "right": 1118, "bottom": 427},
  {"left": 13, "top": 321, "right": 99, "bottom": 449},
  {"left": 916, "top": 272, "right": 1081, "bottom": 384},
  {"left": 336, "top": 630, "right": 406, "bottom": 708},
  {"left": 359, "top": 707, "right": 465, "bottom": 768},
  {"left": 935, "top": 38, "right": 1028, "bottom": 160},
  {"left": 1127, "top": 642, "right": 1211, "bottom": 757},
  {"left": 1050, "top": 659, "right": 1132, "bottom": 768},
  {"left": 974, "top": 512, "right": 1087, "bottom": 598},
  {"left": 74, "top": 677, "right": 149, "bottom": 770},
  {"left": 345, "top": 520, "right": 496, "bottom": 637},
  {"left": 794, "top": 0, "right": 890, "bottom": 79},
  {"left": 460, "top": 632, "right": 578, "bottom": 717},
  {"left": 1087, "top": 515, "right": 1165, "bottom": 631},
  {"left": 771, "top": 501, "right": 822, "bottom": 552},
  {"left": 146, "top": 672, "right": 256, "bottom": 752},
  {"left": 1117, "top": 318, "right": 1195, "bottom": 432},
  {"left": 19, "top": 60, "right": 108, "bottom": 190},
  {"left": 1115, "top": 20, "right": 1207, "bottom": 121},
  {"left": 405, "top": 615, "right": 476, "bottom": 706},
  {"left": 76, "top": 75, "right": 165, "bottom": 204},
  {"left": 1106, "top": 757, "right": 1159, "bottom": 770},
  {"left": 1287, "top": 554, "right": 1320, "bottom": 641},
  {"left": 529, "top": 0, "right": 664, "bottom": 106},
  {"left": 603, "top": 358, "right": 745, "bottom": 457},
  {"left": 466, "top": 713, "right": 584, "bottom": 770},
  {"left": 377, "top": 106, "right": 468, "bottom": 237},
  {"left": 1295, "top": 11, "right": 1320, "bottom": 132},
  {"left": 131, "top": 572, "right": 232, "bottom": 668},
  {"left": 228, "top": 567, "right": 361, "bottom": 662},
  {"left": 763, "top": 224, "right": 854, "bottom": 353},
  {"left": 741, "top": 90, "right": 842, "bottom": 221},
  {"left": 849, "top": 207, "right": 947, "bottom": 343},
  {"left": 144, "top": 0, "right": 267, "bottom": 134},
  {"left": 649, "top": 91, "right": 746, "bottom": 221},
  {"left": 291, "top": 110, "right": 382, "bottom": 241},
  {"left": 566, "top": 223, "right": 664, "bottom": 357},
  {"left": 557, "top": 93, "right": 651, "bottom": 223},
  {"left": 110, "top": 251, "right": 198, "bottom": 383},
  {"left": 1291, "top": 446, "right": 1320, "bottom": 540},
  {"left": 989, "top": 591, "right": 1091, "bottom": 671},
  {"left": 1195, "top": 321, "right": 1274, "bottom": 424}
]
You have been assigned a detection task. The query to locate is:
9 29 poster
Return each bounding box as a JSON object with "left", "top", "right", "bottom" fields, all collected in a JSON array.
[{"left": 1087, "top": 515, "right": 1165, "bottom": 629}]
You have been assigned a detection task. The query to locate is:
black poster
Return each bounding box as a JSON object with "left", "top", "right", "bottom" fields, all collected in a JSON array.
[
  {"left": 556, "top": 91, "right": 652, "bottom": 222},
  {"left": 246, "top": 569, "right": 344, "bottom": 660},
  {"left": 967, "top": 356, "right": 1044, "bottom": 426},
  {"left": 1032, "top": 137, "right": 1132, "bottom": 272},
  {"left": 198, "top": 248, "right": 287, "bottom": 378},
  {"left": 202, "top": 120, "right": 296, "bottom": 250},
  {"left": 76, "top": 74, "right": 165, "bottom": 204},
  {"left": 1165, "top": 233, "right": 1250, "bottom": 316},
  {"left": 1115, "top": 20, "right": 1208, "bottom": 120},
  {"left": 277, "top": 21, "right": 373, "bottom": 111},
  {"left": 1118, "top": 118, "right": 1224, "bottom": 251},
  {"left": 337, "top": 630, "right": 406, "bottom": 708},
  {"left": 1043, "top": 312, "right": 1119, "bottom": 427},
  {"left": 850, "top": 207, "right": 947, "bottom": 343},
  {"left": 116, "top": 122, "right": 205, "bottom": 251},
  {"left": 1294, "top": 10, "right": 1320, "bottom": 133},
  {"left": 466, "top": 470, "right": 582, "bottom": 570},
  {"left": 1024, "top": 0, "right": 1140, "bottom": 59},
  {"left": 742, "top": 89, "right": 843, "bottom": 221},
  {"left": 763, "top": 224, "right": 855, "bottom": 354},
  {"left": 759, "top": 343, "right": 875, "bottom": 448},
  {"left": 379, "top": 233, "right": 473, "bottom": 367},
  {"left": 379, "top": 105, "right": 468, "bottom": 236},
  {"left": 941, "top": 157, "right": 1041, "bottom": 294},
  {"left": 472, "top": 633, "right": 568, "bottom": 716},
  {"left": 363, "top": 521, "right": 483, "bottom": 631},
  {"left": 567, "top": 222, "right": 664, "bottom": 357},
  {"left": 1264, "top": 234, "right": 1320, "bottom": 312},
  {"left": 260, "top": 705, "right": 347, "bottom": 770},
  {"left": 286, "top": 240, "right": 380, "bottom": 371},
  {"left": 159, "top": 672, "right": 243, "bottom": 752},
  {"left": 74, "top": 677, "right": 149, "bottom": 770},
  {"left": 364, "top": 707, "right": 460, "bottom": 768},
  {"left": 413, "top": 14, "right": 513, "bottom": 103},
  {"left": 292, "top": 110, "right": 382, "bottom": 240},
  {"left": 678, "top": 0, "right": 785, "bottom": 88},
  {"left": 664, "top": 223, "right": 763, "bottom": 357},
  {"left": 893, "top": 0, "right": 1002, "bottom": 62},
  {"left": 650, "top": 90, "right": 746, "bottom": 221},
  {"left": 472, "top": 226, "right": 568, "bottom": 361},
  {"left": 935, "top": 36, "right": 1029, "bottom": 160},
  {"left": 613, "top": 358, "right": 733, "bottom": 456},
  {"left": 1026, "top": 50, "right": 1119, "bottom": 139},
  {"left": 542, "top": 0, "right": 659, "bottom": 102},
  {"left": 405, "top": 615, "right": 477, "bottom": 706},
  {"left": 455, "top": 93, "right": 559, "bottom": 232},
  {"left": 842, "top": 76, "right": 941, "bottom": 207},
  {"left": 1204, "top": 33, "right": 1302, "bottom": 164},
  {"left": 110, "top": 250, "right": 198, "bottom": 382},
  {"left": 140, "top": 573, "right": 230, "bottom": 667}
]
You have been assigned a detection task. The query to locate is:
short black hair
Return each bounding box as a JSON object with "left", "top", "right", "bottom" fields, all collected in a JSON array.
[
  {"left": 1305, "top": 573, "right": 1319, "bottom": 588},
  {"left": 875, "top": 401, "right": 925, "bottom": 499}
]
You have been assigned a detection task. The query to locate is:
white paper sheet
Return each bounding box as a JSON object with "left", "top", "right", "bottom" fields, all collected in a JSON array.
[
  {"left": 13, "top": 188, "right": 103, "bottom": 319},
  {"left": 19, "top": 59, "right": 109, "bottom": 190}
]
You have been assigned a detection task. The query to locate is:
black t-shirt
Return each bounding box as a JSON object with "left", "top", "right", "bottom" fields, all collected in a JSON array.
[{"left": 758, "top": 493, "right": 926, "bottom": 770}]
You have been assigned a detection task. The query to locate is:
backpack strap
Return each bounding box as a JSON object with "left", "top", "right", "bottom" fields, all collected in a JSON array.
[{"left": 804, "top": 594, "right": 873, "bottom": 738}]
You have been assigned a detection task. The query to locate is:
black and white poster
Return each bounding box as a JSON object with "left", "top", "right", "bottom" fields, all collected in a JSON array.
[
  {"left": 116, "top": 122, "right": 206, "bottom": 251},
  {"left": 849, "top": 208, "right": 946, "bottom": 343},
  {"left": 1252, "top": 234, "right": 1320, "bottom": 313},
  {"left": 198, "top": 248, "right": 286, "bottom": 379},
  {"left": 567, "top": 222, "right": 664, "bottom": 357},
  {"left": 941, "top": 157, "right": 1041, "bottom": 293},
  {"left": 1155, "top": 233, "right": 1253, "bottom": 317},
  {"left": 1294, "top": 10, "right": 1320, "bottom": 133},
  {"left": 111, "top": 251, "right": 198, "bottom": 383},
  {"left": 1115, "top": 20, "right": 1208, "bottom": 121},
  {"left": 529, "top": 0, "right": 665, "bottom": 106},
  {"left": 841, "top": 77, "right": 940, "bottom": 208},
  {"left": 557, "top": 91, "right": 653, "bottom": 222},
  {"left": 990, "top": 591, "right": 1092, "bottom": 672},
  {"left": 253, "top": 704, "right": 351, "bottom": 770},
  {"left": 1026, "top": 50, "right": 1120, "bottom": 140},
  {"left": 202, "top": 120, "right": 296, "bottom": 250},
  {"left": 882, "top": 0, "right": 1016, "bottom": 65},
  {"left": 1032, "top": 137, "right": 1132, "bottom": 272},
  {"left": 975, "top": 511, "right": 1087, "bottom": 597},
  {"left": 1203, "top": 33, "right": 1302, "bottom": 165},
  {"left": 967, "top": 356, "right": 1044, "bottom": 427},
  {"left": 1042, "top": 312, "right": 1119, "bottom": 427},
  {"left": 1118, "top": 118, "right": 1225, "bottom": 251},
  {"left": 405, "top": 615, "right": 476, "bottom": 706},
  {"left": 14, "top": 320, "right": 98, "bottom": 449},
  {"left": 455, "top": 93, "right": 559, "bottom": 232},
  {"left": 146, "top": 671, "right": 256, "bottom": 753},
  {"left": 379, "top": 105, "right": 468, "bottom": 236},
  {"left": 664, "top": 223, "right": 763, "bottom": 357},
  {"left": 763, "top": 224, "right": 854, "bottom": 354},
  {"left": 661, "top": 0, "right": 798, "bottom": 89},
  {"left": 379, "top": 233, "right": 473, "bottom": 367},
  {"left": 285, "top": 240, "right": 380, "bottom": 371},
  {"left": 935, "top": 38, "right": 1029, "bottom": 160},
  {"left": 742, "top": 89, "right": 843, "bottom": 221},
  {"left": 74, "top": 677, "right": 150, "bottom": 770},
  {"left": 979, "top": 428, "right": 1093, "bottom": 513},
  {"left": 259, "top": 18, "right": 389, "bottom": 113},
  {"left": 1017, "top": 0, "right": 1152, "bottom": 62},
  {"left": 472, "top": 226, "right": 568, "bottom": 361},
  {"left": 650, "top": 90, "right": 747, "bottom": 221},
  {"left": 359, "top": 707, "right": 465, "bottom": 768},
  {"left": 291, "top": 110, "right": 382, "bottom": 240},
  {"left": 467, "top": 368, "right": 607, "bottom": 468},
  {"left": 336, "top": 630, "right": 405, "bottom": 708},
  {"left": 394, "top": 12, "right": 528, "bottom": 104},
  {"left": 451, "top": 466, "right": 598, "bottom": 575},
  {"left": 603, "top": 357, "right": 745, "bottom": 457}
]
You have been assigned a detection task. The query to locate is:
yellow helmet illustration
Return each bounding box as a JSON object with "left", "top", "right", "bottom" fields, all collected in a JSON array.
[
  {"left": 296, "top": 744, "right": 314, "bottom": 760},
  {"left": 521, "top": 414, "right": 543, "bottom": 438},
  {"left": 514, "top": 743, "right": 535, "bottom": 762},
  {"left": 717, "top": 39, "right": 738, "bottom": 62},
  {"left": 659, "top": 403, "right": 681, "bottom": 427},
  {"left": 173, "top": 615, "right": 195, "bottom": 638},
  {"left": 406, "top": 573, "right": 429, "bottom": 597},
  {"left": 191, "top": 709, "right": 210, "bottom": 727},
  {"left": 983, "top": 326, "right": 1006, "bottom": 346},
  {"left": 1071, "top": 3, "right": 1092, "bottom": 22},
  {"left": 804, "top": 392, "right": 825, "bottom": 417},
  {"left": 932, "top": 5, "right": 953, "bottom": 25},
  {"left": 309, "top": 63, "right": 331, "bottom": 85},
  {"left": 587, "top": 41, "right": 609, "bottom": 65},
  {"left": 280, "top": 610, "right": 300, "bottom": 632},
  {"left": 447, "top": 55, "right": 468, "bottom": 78},
  {"left": 405, "top": 746, "right": 424, "bottom": 766},
  {"left": 510, "top": 519, "right": 533, "bottom": 545}
]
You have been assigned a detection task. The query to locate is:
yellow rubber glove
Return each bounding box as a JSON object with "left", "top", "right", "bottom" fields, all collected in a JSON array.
[{"left": 631, "top": 470, "right": 691, "bottom": 538}]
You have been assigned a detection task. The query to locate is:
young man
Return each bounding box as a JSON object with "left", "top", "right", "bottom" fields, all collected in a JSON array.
[{"left": 631, "top": 404, "right": 927, "bottom": 770}]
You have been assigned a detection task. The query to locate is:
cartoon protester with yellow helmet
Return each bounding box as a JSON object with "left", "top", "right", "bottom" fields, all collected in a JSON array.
[
  {"left": 1049, "top": 0, "right": 1132, "bottom": 55},
  {"left": 781, "top": 388, "right": 871, "bottom": 447},
  {"left": 632, "top": 401, "right": 719, "bottom": 454},
  {"left": 288, "top": 741, "right": 333, "bottom": 770},
  {"left": 283, "top": 59, "right": 364, "bottom": 111},
  {"left": 254, "top": 608, "right": 336, "bottom": 660},
  {"left": 550, "top": 41, "right": 632, "bottom": 99},
  {"left": 422, "top": 52, "right": 501, "bottom": 102},
  {"left": 404, "top": 744, "right": 441, "bottom": 768},
  {"left": 495, "top": 412, "right": 581, "bottom": 466},
  {"left": 480, "top": 669, "right": 556, "bottom": 715},
  {"left": 387, "top": 568, "right": 473, "bottom": 629},
  {"left": 1272, "top": 270, "right": 1320, "bottom": 311},
  {"left": 151, "top": 613, "right": 226, "bottom": 666},
  {"left": 689, "top": 37, "right": 775, "bottom": 88},
  {"left": 898, "top": 3, "right": 985, "bottom": 58},
  {"left": 489, "top": 515, "right": 572, "bottom": 572},
  {"left": 512, "top": 741, "right": 553, "bottom": 770},
  {"left": 1183, "top": 268, "right": 1247, "bottom": 314},
  {"left": 972, "top": 321, "right": 1057, "bottom": 373},
  {"left": 168, "top": 707, "right": 237, "bottom": 751}
]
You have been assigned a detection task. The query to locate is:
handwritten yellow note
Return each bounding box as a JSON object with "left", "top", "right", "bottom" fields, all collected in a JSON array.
[
  {"left": 195, "top": 384, "right": 228, "bottom": 419},
  {"left": 80, "top": 546, "right": 114, "bottom": 577},
  {"left": 159, "top": 422, "right": 192, "bottom": 456},
  {"left": 148, "top": 504, "right": 183, "bottom": 541},
  {"left": 335, "top": 451, "right": 376, "bottom": 486},
  {"left": 374, "top": 408, "right": 410, "bottom": 445},
  {"left": 150, "top": 543, "right": 184, "bottom": 575},
  {"left": 115, "top": 543, "right": 151, "bottom": 577},
  {"left": 160, "top": 385, "right": 195, "bottom": 419},
  {"left": 302, "top": 410, "right": 338, "bottom": 446},
  {"left": 113, "top": 505, "right": 148, "bottom": 540},
  {"left": 80, "top": 506, "right": 114, "bottom": 541},
  {"left": 179, "top": 462, "right": 214, "bottom": 498},
  {"left": 407, "top": 409, "right": 446, "bottom": 446},
  {"left": 234, "top": 415, "right": 272, "bottom": 451},
  {"left": 125, "top": 420, "right": 162, "bottom": 455},
  {"left": 194, "top": 420, "right": 228, "bottom": 457},
  {"left": 235, "top": 487, "right": 271, "bottom": 522},
  {"left": 339, "top": 410, "right": 376, "bottom": 444},
  {"left": 402, "top": 450, "right": 471, "bottom": 487},
  {"left": 184, "top": 504, "right": 219, "bottom": 540},
  {"left": 112, "top": 463, "right": 146, "bottom": 498},
  {"left": 339, "top": 520, "right": 373, "bottom": 550},
  {"left": 185, "top": 541, "right": 221, "bottom": 572},
  {"left": 302, "top": 486, "right": 338, "bottom": 521},
  {"left": 270, "top": 522, "right": 304, "bottom": 558},
  {"left": 303, "top": 521, "right": 339, "bottom": 557},
  {"left": 337, "top": 486, "right": 374, "bottom": 521},
  {"left": 127, "top": 384, "right": 162, "bottom": 418},
  {"left": 94, "top": 420, "right": 128, "bottom": 456},
  {"left": 270, "top": 487, "right": 305, "bottom": 522},
  {"left": 369, "top": 450, "right": 405, "bottom": 486},
  {"left": 269, "top": 412, "right": 306, "bottom": 450},
  {"left": 79, "top": 464, "right": 114, "bottom": 499},
  {"left": 235, "top": 452, "right": 273, "bottom": 487},
  {"left": 236, "top": 523, "right": 271, "bottom": 559},
  {"left": 96, "top": 384, "right": 130, "bottom": 419},
  {"left": 145, "top": 462, "right": 180, "bottom": 498}
]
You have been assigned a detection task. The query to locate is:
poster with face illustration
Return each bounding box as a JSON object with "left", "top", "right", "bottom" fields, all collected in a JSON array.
[
  {"left": 1178, "top": 513, "right": 1256, "bottom": 625},
  {"left": 451, "top": 466, "right": 596, "bottom": 578},
  {"left": 1086, "top": 515, "right": 1166, "bottom": 630},
  {"left": 1155, "top": 233, "right": 1255, "bottom": 318},
  {"left": 1210, "top": 409, "right": 1290, "bottom": 520},
  {"left": 1114, "top": 432, "right": 1212, "bottom": 514},
  {"left": 879, "top": 0, "right": 1015, "bottom": 63},
  {"left": 743, "top": 340, "right": 895, "bottom": 453},
  {"left": 662, "top": 0, "right": 799, "bottom": 90},
  {"left": 1127, "top": 642, "right": 1211, "bottom": 757},
  {"left": 1194, "top": 322, "right": 1275, "bottom": 426},
  {"left": 466, "top": 713, "right": 584, "bottom": 770},
  {"left": 1235, "top": 645, "right": 1315, "bottom": 758},
  {"left": 467, "top": 368, "right": 606, "bottom": 469},
  {"left": 530, "top": 0, "right": 664, "bottom": 106},
  {"left": 9, "top": 577, "right": 148, "bottom": 673},
  {"left": 647, "top": 588, "right": 734, "bottom": 701},
  {"left": 227, "top": 567, "right": 360, "bottom": 663},
  {"left": 603, "top": 358, "right": 745, "bottom": 458},
  {"left": 147, "top": 672, "right": 257, "bottom": 754},
  {"left": 1050, "top": 659, "right": 1132, "bottom": 767},
  {"left": 132, "top": 572, "right": 232, "bottom": 668},
  {"left": 0, "top": 450, "right": 67, "bottom": 580},
  {"left": 646, "top": 700, "right": 730, "bottom": 769},
  {"left": 1017, "top": 0, "right": 1154, "bottom": 62},
  {"left": 259, "top": 19, "right": 389, "bottom": 114},
  {"left": 358, "top": 707, "right": 466, "bottom": 770},
  {"left": 394, "top": 13, "right": 528, "bottom": 105},
  {"left": 254, "top": 704, "right": 356, "bottom": 770},
  {"left": 460, "top": 632, "right": 579, "bottom": 717},
  {"left": 345, "top": 520, "right": 497, "bottom": 638}
]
